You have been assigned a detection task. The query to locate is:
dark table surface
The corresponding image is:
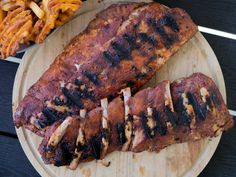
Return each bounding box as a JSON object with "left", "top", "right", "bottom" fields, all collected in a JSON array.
[{"left": 0, "top": 0, "right": 236, "bottom": 176}]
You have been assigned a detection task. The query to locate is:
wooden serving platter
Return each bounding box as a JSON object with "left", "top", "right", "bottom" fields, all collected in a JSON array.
[{"left": 12, "top": 0, "right": 226, "bottom": 177}]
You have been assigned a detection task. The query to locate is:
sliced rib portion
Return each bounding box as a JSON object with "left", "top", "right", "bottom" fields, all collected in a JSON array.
[
  {"left": 38, "top": 73, "right": 234, "bottom": 167},
  {"left": 14, "top": 2, "right": 198, "bottom": 136}
]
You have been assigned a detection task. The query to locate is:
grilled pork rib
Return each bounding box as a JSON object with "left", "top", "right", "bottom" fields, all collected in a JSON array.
[
  {"left": 39, "top": 73, "right": 234, "bottom": 168},
  {"left": 14, "top": 2, "right": 198, "bottom": 136}
]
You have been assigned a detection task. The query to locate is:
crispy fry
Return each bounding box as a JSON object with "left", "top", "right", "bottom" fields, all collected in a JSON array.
[
  {"left": 0, "top": 8, "right": 32, "bottom": 58},
  {"left": 34, "top": 16, "right": 57, "bottom": 43},
  {"left": 6, "top": 20, "right": 33, "bottom": 57},
  {"left": 0, "top": 10, "right": 6, "bottom": 23},
  {"left": 1, "top": 2, "right": 18, "bottom": 11},
  {"left": 55, "top": 9, "right": 74, "bottom": 26},
  {"left": 28, "top": 1, "right": 45, "bottom": 19},
  {"left": 0, "top": 8, "right": 25, "bottom": 42},
  {"left": 34, "top": 0, "right": 81, "bottom": 43},
  {"left": 0, "top": 0, "right": 27, "bottom": 10},
  {"left": 0, "top": 10, "right": 30, "bottom": 43},
  {"left": 0, "top": 0, "right": 82, "bottom": 59},
  {"left": 30, "top": 18, "right": 44, "bottom": 40},
  {"left": 53, "top": 3, "right": 80, "bottom": 12}
]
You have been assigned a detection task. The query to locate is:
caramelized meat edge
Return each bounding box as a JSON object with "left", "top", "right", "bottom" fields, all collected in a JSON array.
[
  {"left": 14, "top": 2, "right": 198, "bottom": 136},
  {"left": 38, "top": 73, "right": 234, "bottom": 167}
]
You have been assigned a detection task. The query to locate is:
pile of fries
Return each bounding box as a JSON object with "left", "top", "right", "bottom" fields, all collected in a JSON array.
[{"left": 0, "top": 0, "right": 82, "bottom": 59}]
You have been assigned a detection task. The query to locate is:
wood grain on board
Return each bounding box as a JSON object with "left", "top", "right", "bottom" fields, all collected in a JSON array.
[{"left": 12, "top": 1, "right": 227, "bottom": 176}]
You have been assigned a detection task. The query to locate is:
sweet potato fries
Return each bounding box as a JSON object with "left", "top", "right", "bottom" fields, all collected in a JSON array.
[{"left": 0, "top": 0, "right": 82, "bottom": 59}]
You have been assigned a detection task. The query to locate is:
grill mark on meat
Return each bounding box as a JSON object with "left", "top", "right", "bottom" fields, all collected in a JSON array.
[
  {"left": 39, "top": 73, "right": 234, "bottom": 167},
  {"left": 200, "top": 92, "right": 216, "bottom": 114},
  {"left": 59, "top": 142, "right": 73, "bottom": 166},
  {"left": 211, "top": 92, "right": 221, "bottom": 106},
  {"left": 111, "top": 41, "right": 131, "bottom": 59},
  {"left": 89, "top": 136, "right": 102, "bottom": 160},
  {"left": 76, "top": 84, "right": 96, "bottom": 101},
  {"left": 76, "top": 141, "right": 86, "bottom": 151},
  {"left": 103, "top": 51, "right": 121, "bottom": 66},
  {"left": 206, "top": 96, "right": 213, "bottom": 109},
  {"left": 76, "top": 130, "right": 86, "bottom": 153},
  {"left": 54, "top": 160, "right": 63, "bottom": 167},
  {"left": 87, "top": 90, "right": 96, "bottom": 101},
  {"left": 42, "top": 107, "right": 58, "bottom": 122},
  {"left": 74, "top": 79, "right": 83, "bottom": 86},
  {"left": 153, "top": 109, "right": 167, "bottom": 136},
  {"left": 155, "top": 26, "right": 175, "bottom": 48},
  {"left": 80, "top": 85, "right": 96, "bottom": 101},
  {"left": 160, "top": 15, "right": 179, "bottom": 32},
  {"left": 140, "top": 111, "right": 155, "bottom": 138},
  {"left": 123, "top": 33, "right": 136, "bottom": 48},
  {"left": 54, "top": 97, "right": 64, "bottom": 106},
  {"left": 131, "top": 65, "right": 138, "bottom": 72},
  {"left": 80, "top": 149, "right": 90, "bottom": 160},
  {"left": 65, "top": 82, "right": 95, "bottom": 102},
  {"left": 62, "top": 87, "right": 84, "bottom": 109},
  {"left": 200, "top": 87, "right": 215, "bottom": 113},
  {"left": 14, "top": 2, "right": 199, "bottom": 137},
  {"left": 35, "top": 110, "right": 71, "bottom": 128},
  {"left": 136, "top": 72, "right": 147, "bottom": 80},
  {"left": 103, "top": 32, "right": 139, "bottom": 67},
  {"left": 175, "top": 97, "right": 192, "bottom": 126},
  {"left": 116, "top": 123, "right": 126, "bottom": 145},
  {"left": 83, "top": 71, "right": 100, "bottom": 86},
  {"left": 126, "top": 80, "right": 135, "bottom": 87},
  {"left": 148, "top": 18, "right": 177, "bottom": 48},
  {"left": 138, "top": 33, "right": 157, "bottom": 46},
  {"left": 187, "top": 92, "right": 207, "bottom": 122},
  {"left": 101, "top": 129, "right": 109, "bottom": 141},
  {"left": 40, "top": 107, "right": 67, "bottom": 127},
  {"left": 34, "top": 119, "right": 47, "bottom": 129},
  {"left": 149, "top": 54, "right": 157, "bottom": 61},
  {"left": 127, "top": 114, "right": 133, "bottom": 121},
  {"left": 164, "top": 106, "right": 177, "bottom": 127}
]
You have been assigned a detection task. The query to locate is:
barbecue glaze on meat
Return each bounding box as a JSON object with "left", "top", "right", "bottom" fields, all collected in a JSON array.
[
  {"left": 14, "top": 2, "right": 198, "bottom": 136},
  {"left": 38, "top": 73, "right": 234, "bottom": 168}
]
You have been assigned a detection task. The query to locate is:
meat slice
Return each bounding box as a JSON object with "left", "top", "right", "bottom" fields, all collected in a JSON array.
[
  {"left": 14, "top": 2, "right": 198, "bottom": 136},
  {"left": 170, "top": 73, "right": 234, "bottom": 140},
  {"left": 39, "top": 116, "right": 80, "bottom": 166},
  {"left": 38, "top": 73, "right": 234, "bottom": 167},
  {"left": 130, "top": 80, "right": 176, "bottom": 152}
]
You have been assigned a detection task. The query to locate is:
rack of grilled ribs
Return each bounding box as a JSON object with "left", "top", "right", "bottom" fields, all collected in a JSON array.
[
  {"left": 39, "top": 73, "right": 234, "bottom": 168},
  {"left": 14, "top": 2, "right": 198, "bottom": 136}
]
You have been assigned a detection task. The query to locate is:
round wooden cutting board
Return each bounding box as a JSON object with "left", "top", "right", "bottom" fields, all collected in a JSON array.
[{"left": 12, "top": 0, "right": 226, "bottom": 177}]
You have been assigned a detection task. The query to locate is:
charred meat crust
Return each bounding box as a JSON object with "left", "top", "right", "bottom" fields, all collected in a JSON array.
[
  {"left": 14, "top": 2, "right": 198, "bottom": 136},
  {"left": 39, "top": 73, "right": 234, "bottom": 166},
  {"left": 14, "top": 2, "right": 145, "bottom": 130}
]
